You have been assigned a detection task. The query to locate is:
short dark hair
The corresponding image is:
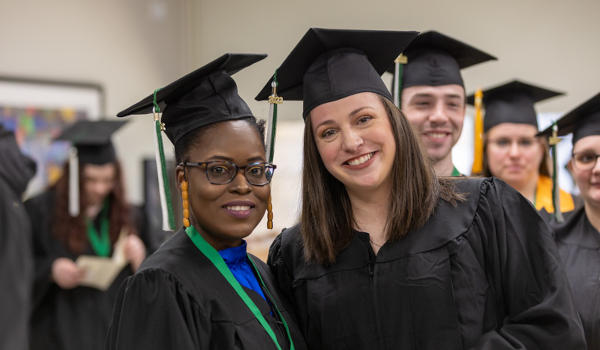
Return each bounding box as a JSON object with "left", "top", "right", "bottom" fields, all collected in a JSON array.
[
  {"left": 174, "top": 117, "right": 266, "bottom": 164},
  {"left": 301, "top": 96, "right": 462, "bottom": 264}
]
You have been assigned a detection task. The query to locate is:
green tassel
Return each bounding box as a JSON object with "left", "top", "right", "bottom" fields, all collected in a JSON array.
[
  {"left": 550, "top": 121, "right": 563, "bottom": 223},
  {"left": 153, "top": 89, "right": 176, "bottom": 230}
]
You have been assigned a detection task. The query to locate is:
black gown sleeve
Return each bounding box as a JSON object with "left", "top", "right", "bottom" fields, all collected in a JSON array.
[
  {"left": 0, "top": 181, "right": 33, "bottom": 350},
  {"left": 267, "top": 230, "right": 296, "bottom": 309},
  {"left": 107, "top": 269, "right": 211, "bottom": 350},
  {"left": 24, "top": 193, "right": 61, "bottom": 308},
  {"left": 472, "top": 178, "right": 586, "bottom": 349}
]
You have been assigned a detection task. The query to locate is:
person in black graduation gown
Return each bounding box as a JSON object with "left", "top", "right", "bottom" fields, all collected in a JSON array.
[
  {"left": 539, "top": 92, "right": 600, "bottom": 349},
  {"left": 393, "top": 31, "right": 496, "bottom": 176},
  {"left": 466, "top": 80, "right": 576, "bottom": 214},
  {"left": 107, "top": 53, "right": 306, "bottom": 350},
  {"left": 0, "top": 125, "right": 36, "bottom": 350},
  {"left": 255, "top": 28, "right": 586, "bottom": 349},
  {"left": 25, "top": 120, "right": 147, "bottom": 350}
]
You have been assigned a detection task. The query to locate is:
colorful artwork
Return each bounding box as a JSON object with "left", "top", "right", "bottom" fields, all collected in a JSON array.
[{"left": 1, "top": 107, "right": 89, "bottom": 195}]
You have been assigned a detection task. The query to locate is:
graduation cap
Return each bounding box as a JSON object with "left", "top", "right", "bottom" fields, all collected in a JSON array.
[
  {"left": 535, "top": 93, "right": 600, "bottom": 222},
  {"left": 386, "top": 31, "right": 496, "bottom": 106},
  {"left": 55, "top": 120, "right": 127, "bottom": 217},
  {"left": 538, "top": 92, "right": 600, "bottom": 146},
  {"left": 255, "top": 28, "right": 419, "bottom": 118},
  {"left": 117, "top": 53, "right": 267, "bottom": 231},
  {"left": 467, "top": 80, "right": 564, "bottom": 132}
]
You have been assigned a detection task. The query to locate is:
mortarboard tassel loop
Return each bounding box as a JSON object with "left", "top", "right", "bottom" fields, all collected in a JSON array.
[
  {"left": 471, "top": 89, "right": 484, "bottom": 175},
  {"left": 266, "top": 71, "right": 283, "bottom": 230},
  {"left": 549, "top": 122, "right": 563, "bottom": 222},
  {"left": 393, "top": 54, "right": 407, "bottom": 108},
  {"left": 153, "top": 89, "right": 176, "bottom": 231},
  {"left": 68, "top": 146, "right": 79, "bottom": 217}
]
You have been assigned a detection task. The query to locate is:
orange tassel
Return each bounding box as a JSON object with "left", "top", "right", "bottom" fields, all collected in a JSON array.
[
  {"left": 471, "top": 89, "right": 484, "bottom": 175},
  {"left": 267, "top": 194, "right": 273, "bottom": 229},
  {"left": 181, "top": 180, "right": 190, "bottom": 228}
]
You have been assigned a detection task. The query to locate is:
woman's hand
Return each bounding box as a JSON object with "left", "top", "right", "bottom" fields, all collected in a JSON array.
[
  {"left": 51, "top": 258, "right": 85, "bottom": 289},
  {"left": 123, "top": 235, "right": 146, "bottom": 272}
]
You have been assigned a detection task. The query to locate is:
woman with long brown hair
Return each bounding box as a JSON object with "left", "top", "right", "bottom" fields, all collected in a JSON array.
[
  {"left": 258, "top": 28, "right": 585, "bottom": 349},
  {"left": 25, "top": 120, "right": 146, "bottom": 350}
]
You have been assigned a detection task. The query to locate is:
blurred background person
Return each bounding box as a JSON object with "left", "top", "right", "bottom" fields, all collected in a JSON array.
[
  {"left": 471, "top": 80, "right": 576, "bottom": 214},
  {"left": 540, "top": 93, "right": 600, "bottom": 349},
  {"left": 0, "top": 124, "right": 36, "bottom": 350},
  {"left": 24, "top": 120, "right": 147, "bottom": 350}
]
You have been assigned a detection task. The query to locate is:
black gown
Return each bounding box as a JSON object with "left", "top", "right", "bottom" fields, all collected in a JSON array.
[
  {"left": 551, "top": 206, "right": 600, "bottom": 349},
  {"left": 24, "top": 190, "right": 140, "bottom": 350},
  {"left": 0, "top": 131, "right": 36, "bottom": 350},
  {"left": 268, "top": 177, "right": 586, "bottom": 349},
  {"left": 107, "top": 229, "right": 306, "bottom": 350}
]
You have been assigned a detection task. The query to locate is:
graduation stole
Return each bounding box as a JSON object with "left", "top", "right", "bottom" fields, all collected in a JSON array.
[
  {"left": 85, "top": 200, "right": 111, "bottom": 257},
  {"left": 185, "top": 226, "right": 295, "bottom": 350},
  {"left": 451, "top": 166, "right": 461, "bottom": 177}
]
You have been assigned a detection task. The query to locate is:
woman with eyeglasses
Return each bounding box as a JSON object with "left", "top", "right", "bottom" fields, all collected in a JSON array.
[
  {"left": 540, "top": 93, "right": 600, "bottom": 349},
  {"left": 107, "top": 54, "right": 305, "bottom": 350},
  {"left": 472, "top": 80, "right": 576, "bottom": 214}
]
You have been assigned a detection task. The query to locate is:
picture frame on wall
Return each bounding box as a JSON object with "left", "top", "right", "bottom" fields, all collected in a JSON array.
[{"left": 0, "top": 76, "right": 105, "bottom": 198}]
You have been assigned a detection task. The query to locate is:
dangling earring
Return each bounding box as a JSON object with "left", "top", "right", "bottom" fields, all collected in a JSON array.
[
  {"left": 181, "top": 180, "right": 190, "bottom": 228},
  {"left": 267, "top": 194, "right": 273, "bottom": 229}
]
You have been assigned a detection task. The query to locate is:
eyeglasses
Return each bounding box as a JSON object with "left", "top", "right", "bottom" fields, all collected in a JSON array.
[
  {"left": 572, "top": 152, "right": 600, "bottom": 171},
  {"left": 488, "top": 137, "right": 539, "bottom": 150},
  {"left": 180, "top": 160, "right": 276, "bottom": 186}
]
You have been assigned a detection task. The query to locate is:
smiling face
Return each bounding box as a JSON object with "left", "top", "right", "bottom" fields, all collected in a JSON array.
[
  {"left": 401, "top": 84, "right": 466, "bottom": 166},
  {"left": 571, "top": 135, "right": 600, "bottom": 207},
  {"left": 309, "top": 92, "right": 396, "bottom": 194},
  {"left": 485, "top": 123, "right": 544, "bottom": 188},
  {"left": 176, "top": 119, "right": 269, "bottom": 250}
]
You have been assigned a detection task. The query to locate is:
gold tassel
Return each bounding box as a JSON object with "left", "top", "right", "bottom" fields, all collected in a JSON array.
[
  {"left": 267, "top": 194, "right": 273, "bottom": 229},
  {"left": 471, "top": 89, "right": 484, "bottom": 175},
  {"left": 181, "top": 180, "right": 190, "bottom": 228}
]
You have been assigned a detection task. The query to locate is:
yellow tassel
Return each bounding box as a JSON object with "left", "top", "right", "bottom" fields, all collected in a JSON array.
[
  {"left": 181, "top": 180, "right": 190, "bottom": 228},
  {"left": 267, "top": 194, "right": 273, "bottom": 229},
  {"left": 471, "top": 89, "right": 484, "bottom": 175}
]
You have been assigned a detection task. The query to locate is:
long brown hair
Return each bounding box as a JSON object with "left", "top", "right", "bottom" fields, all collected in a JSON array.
[
  {"left": 481, "top": 134, "right": 551, "bottom": 177},
  {"left": 52, "top": 161, "right": 133, "bottom": 254},
  {"left": 301, "top": 96, "right": 462, "bottom": 264}
]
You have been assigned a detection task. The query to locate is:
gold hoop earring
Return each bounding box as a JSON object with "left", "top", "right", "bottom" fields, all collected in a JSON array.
[
  {"left": 267, "top": 194, "right": 273, "bottom": 229},
  {"left": 181, "top": 180, "right": 190, "bottom": 228}
]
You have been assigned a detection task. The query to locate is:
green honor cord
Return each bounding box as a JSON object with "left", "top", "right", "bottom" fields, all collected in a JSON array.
[
  {"left": 185, "top": 226, "right": 295, "bottom": 350},
  {"left": 86, "top": 201, "right": 111, "bottom": 257}
]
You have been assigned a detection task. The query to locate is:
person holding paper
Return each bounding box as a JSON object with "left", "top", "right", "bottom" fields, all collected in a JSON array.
[
  {"left": 107, "top": 53, "right": 306, "bottom": 350},
  {"left": 24, "top": 120, "right": 147, "bottom": 350}
]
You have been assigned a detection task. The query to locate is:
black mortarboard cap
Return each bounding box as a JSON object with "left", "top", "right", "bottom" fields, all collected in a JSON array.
[
  {"left": 55, "top": 120, "right": 126, "bottom": 164},
  {"left": 391, "top": 31, "right": 496, "bottom": 89},
  {"left": 538, "top": 93, "right": 600, "bottom": 145},
  {"left": 117, "top": 53, "right": 267, "bottom": 145},
  {"left": 255, "top": 28, "right": 419, "bottom": 118},
  {"left": 467, "top": 80, "right": 564, "bottom": 132}
]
